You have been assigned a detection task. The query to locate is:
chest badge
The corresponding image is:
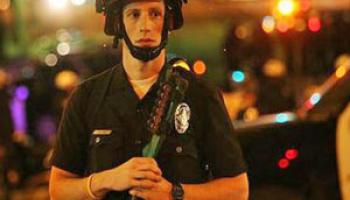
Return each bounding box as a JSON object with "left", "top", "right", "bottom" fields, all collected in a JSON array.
[{"left": 174, "top": 103, "right": 191, "bottom": 134}]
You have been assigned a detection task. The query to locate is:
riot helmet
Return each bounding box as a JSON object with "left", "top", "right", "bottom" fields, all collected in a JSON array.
[{"left": 96, "top": 0, "right": 187, "bottom": 61}]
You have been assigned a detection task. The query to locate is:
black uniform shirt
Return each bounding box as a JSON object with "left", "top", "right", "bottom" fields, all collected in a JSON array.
[{"left": 51, "top": 64, "right": 247, "bottom": 199}]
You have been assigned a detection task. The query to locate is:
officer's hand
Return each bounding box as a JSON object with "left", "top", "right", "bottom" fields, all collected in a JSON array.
[
  {"left": 107, "top": 157, "right": 162, "bottom": 192},
  {"left": 129, "top": 176, "right": 172, "bottom": 200}
]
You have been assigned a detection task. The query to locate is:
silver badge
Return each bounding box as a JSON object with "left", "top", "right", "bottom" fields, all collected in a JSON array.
[{"left": 174, "top": 103, "right": 191, "bottom": 134}]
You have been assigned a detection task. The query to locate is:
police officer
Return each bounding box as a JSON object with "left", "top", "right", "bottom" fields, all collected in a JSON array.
[{"left": 49, "top": 0, "right": 249, "bottom": 199}]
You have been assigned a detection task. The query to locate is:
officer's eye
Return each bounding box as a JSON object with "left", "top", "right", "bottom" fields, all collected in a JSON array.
[
  {"left": 150, "top": 9, "right": 162, "bottom": 18},
  {"left": 128, "top": 10, "right": 140, "bottom": 18}
]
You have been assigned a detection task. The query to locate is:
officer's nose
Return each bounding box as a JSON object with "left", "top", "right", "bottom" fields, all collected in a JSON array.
[{"left": 140, "top": 15, "right": 151, "bottom": 33}]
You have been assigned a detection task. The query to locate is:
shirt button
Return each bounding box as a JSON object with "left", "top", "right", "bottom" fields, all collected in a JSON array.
[
  {"left": 95, "top": 137, "right": 101, "bottom": 143},
  {"left": 176, "top": 146, "right": 183, "bottom": 153}
]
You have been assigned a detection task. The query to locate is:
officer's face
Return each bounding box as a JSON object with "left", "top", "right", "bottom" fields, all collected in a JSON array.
[{"left": 122, "top": 0, "right": 165, "bottom": 48}]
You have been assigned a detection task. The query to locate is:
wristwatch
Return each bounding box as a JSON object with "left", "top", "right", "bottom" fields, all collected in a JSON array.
[{"left": 171, "top": 182, "right": 184, "bottom": 200}]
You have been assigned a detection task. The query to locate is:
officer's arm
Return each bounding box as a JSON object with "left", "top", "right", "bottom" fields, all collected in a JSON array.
[
  {"left": 49, "top": 166, "right": 111, "bottom": 200},
  {"left": 50, "top": 157, "right": 163, "bottom": 200},
  {"left": 181, "top": 172, "right": 249, "bottom": 200}
]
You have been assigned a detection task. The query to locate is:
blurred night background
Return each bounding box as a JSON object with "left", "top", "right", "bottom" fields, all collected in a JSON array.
[{"left": 0, "top": 0, "right": 350, "bottom": 199}]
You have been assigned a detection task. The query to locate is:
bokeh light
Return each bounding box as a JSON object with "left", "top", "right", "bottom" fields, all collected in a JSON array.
[
  {"left": 235, "top": 25, "right": 250, "bottom": 40},
  {"left": 15, "top": 86, "right": 30, "bottom": 101},
  {"left": 336, "top": 66, "right": 347, "bottom": 78},
  {"left": 276, "top": 113, "right": 289, "bottom": 123},
  {"left": 193, "top": 60, "right": 207, "bottom": 75},
  {"left": 277, "top": 0, "right": 297, "bottom": 16},
  {"left": 308, "top": 17, "right": 321, "bottom": 32},
  {"left": 55, "top": 70, "right": 79, "bottom": 91},
  {"left": 45, "top": 53, "right": 58, "bottom": 67},
  {"left": 310, "top": 93, "right": 321, "bottom": 105},
  {"left": 285, "top": 149, "right": 299, "bottom": 160},
  {"left": 262, "top": 16, "right": 276, "bottom": 33},
  {"left": 278, "top": 158, "right": 290, "bottom": 169},
  {"left": 57, "top": 42, "right": 71, "bottom": 56},
  {"left": 263, "top": 59, "right": 287, "bottom": 77},
  {"left": 243, "top": 107, "right": 259, "bottom": 122},
  {"left": 335, "top": 54, "right": 350, "bottom": 69},
  {"left": 232, "top": 70, "right": 245, "bottom": 83}
]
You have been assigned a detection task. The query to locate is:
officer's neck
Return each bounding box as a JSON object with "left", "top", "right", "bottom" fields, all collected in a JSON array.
[{"left": 122, "top": 43, "right": 165, "bottom": 81}]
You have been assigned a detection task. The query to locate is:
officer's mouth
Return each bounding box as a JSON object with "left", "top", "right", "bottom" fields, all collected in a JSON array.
[{"left": 136, "top": 38, "right": 156, "bottom": 45}]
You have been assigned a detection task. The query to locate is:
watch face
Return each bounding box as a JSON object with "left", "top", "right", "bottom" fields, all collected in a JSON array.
[{"left": 172, "top": 183, "right": 184, "bottom": 200}]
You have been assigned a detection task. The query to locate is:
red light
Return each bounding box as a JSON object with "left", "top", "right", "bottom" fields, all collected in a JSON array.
[
  {"left": 308, "top": 17, "right": 321, "bottom": 32},
  {"left": 305, "top": 100, "right": 313, "bottom": 109},
  {"left": 285, "top": 149, "right": 299, "bottom": 160},
  {"left": 278, "top": 158, "right": 290, "bottom": 169}
]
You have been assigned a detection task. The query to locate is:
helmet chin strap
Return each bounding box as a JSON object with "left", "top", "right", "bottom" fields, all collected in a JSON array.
[{"left": 119, "top": 11, "right": 169, "bottom": 62}]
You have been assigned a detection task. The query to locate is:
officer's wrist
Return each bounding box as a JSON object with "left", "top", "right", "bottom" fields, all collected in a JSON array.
[
  {"left": 171, "top": 182, "right": 185, "bottom": 200},
  {"left": 90, "top": 171, "right": 111, "bottom": 197}
]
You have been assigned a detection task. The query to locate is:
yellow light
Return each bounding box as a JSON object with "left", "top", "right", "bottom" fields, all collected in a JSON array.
[
  {"left": 262, "top": 16, "right": 276, "bottom": 33},
  {"left": 173, "top": 60, "right": 190, "bottom": 71},
  {"left": 263, "top": 59, "right": 287, "bottom": 77},
  {"left": 55, "top": 70, "right": 79, "bottom": 91},
  {"left": 336, "top": 66, "right": 347, "bottom": 78},
  {"left": 0, "top": 0, "right": 10, "bottom": 11},
  {"left": 193, "top": 60, "right": 207, "bottom": 75},
  {"left": 277, "top": 0, "right": 297, "bottom": 16},
  {"left": 335, "top": 54, "right": 350, "bottom": 69},
  {"left": 244, "top": 107, "right": 259, "bottom": 122}
]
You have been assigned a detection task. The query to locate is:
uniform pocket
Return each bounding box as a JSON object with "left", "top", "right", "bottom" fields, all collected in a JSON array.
[
  {"left": 171, "top": 140, "right": 199, "bottom": 160},
  {"left": 88, "top": 129, "right": 124, "bottom": 172},
  {"left": 158, "top": 135, "right": 206, "bottom": 183},
  {"left": 163, "top": 134, "right": 199, "bottom": 160}
]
